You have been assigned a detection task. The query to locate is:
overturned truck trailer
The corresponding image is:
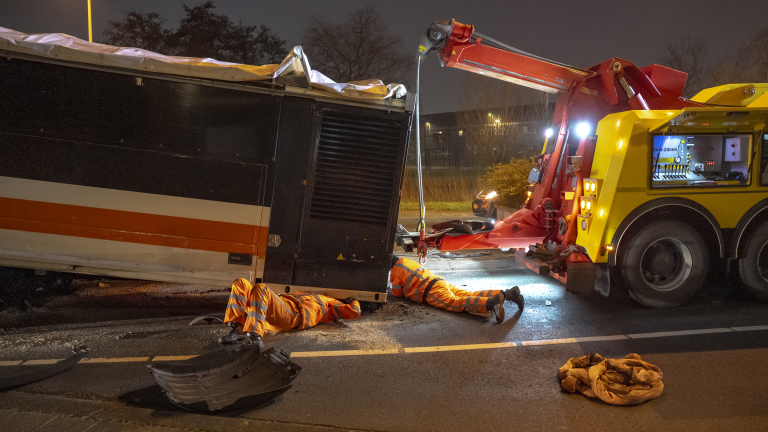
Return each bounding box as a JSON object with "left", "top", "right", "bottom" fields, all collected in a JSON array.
[{"left": 0, "top": 28, "right": 413, "bottom": 302}]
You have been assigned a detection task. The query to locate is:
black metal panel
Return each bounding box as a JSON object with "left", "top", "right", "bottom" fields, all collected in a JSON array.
[
  {"left": 0, "top": 56, "right": 281, "bottom": 165},
  {"left": 294, "top": 263, "right": 391, "bottom": 293},
  {"left": 0, "top": 56, "right": 281, "bottom": 206},
  {"left": 0, "top": 133, "right": 265, "bottom": 205},
  {"left": 263, "top": 97, "right": 316, "bottom": 284},
  {"left": 295, "top": 104, "right": 412, "bottom": 293},
  {"left": 309, "top": 111, "right": 404, "bottom": 226}
]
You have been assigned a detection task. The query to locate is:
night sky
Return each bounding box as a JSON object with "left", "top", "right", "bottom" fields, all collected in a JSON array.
[{"left": 2, "top": 0, "right": 767, "bottom": 113}]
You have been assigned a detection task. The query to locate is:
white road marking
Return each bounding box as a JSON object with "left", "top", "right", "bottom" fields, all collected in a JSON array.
[
  {"left": 628, "top": 328, "right": 733, "bottom": 339},
  {"left": 0, "top": 361, "right": 22, "bottom": 366},
  {"left": 732, "top": 325, "right": 768, "bottom": 331}
]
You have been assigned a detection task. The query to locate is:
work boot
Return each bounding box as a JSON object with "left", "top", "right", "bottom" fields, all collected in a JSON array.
[
  {"left": 504, "top": 286, "right": 525, "bottom": 311},
  {"left": 486, "top": 293, "right": 505, "bottom": 324},
  {"left": 245, "top": 332, "right": 264, "bottom": 352},
  {"left": 218, "top": 321, "right": 247, "bottom": 344}
]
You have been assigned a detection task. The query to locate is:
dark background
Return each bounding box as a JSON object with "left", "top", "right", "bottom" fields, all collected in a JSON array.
[{"left": 2, "top": 0, "right": 767, "bottom": 113}]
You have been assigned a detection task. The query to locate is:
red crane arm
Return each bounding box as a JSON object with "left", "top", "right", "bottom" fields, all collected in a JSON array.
[
  {"left": 435, "top": 20, "right": 594, "bottom": 94},
  {"left": 419, "top": 19, "right": 696, "bottom": 111}
]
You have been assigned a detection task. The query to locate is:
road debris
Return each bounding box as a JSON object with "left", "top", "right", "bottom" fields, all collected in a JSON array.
[
  {"left": 0, "top": 344, "right": 89, "bottom": 391},
  {"left": 188, "top": 316, "right": 224, "bottom": 326},
  {"left": 557, "top": 352, "right": 664, "bottom": 405},
  {"left": 148, "top": 344, "right": 301, "bottom": 411}
]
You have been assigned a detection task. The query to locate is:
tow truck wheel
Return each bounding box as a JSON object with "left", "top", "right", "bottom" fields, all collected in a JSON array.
[
  {"left": 738, "top": 221, "right": 768, "bottom": 302},
  {"left": 620, "top": 221, "right": 708, "bottom": 308}
]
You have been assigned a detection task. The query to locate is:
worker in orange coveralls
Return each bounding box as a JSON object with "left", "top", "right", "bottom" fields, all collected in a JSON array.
[
  {"left": 219, "top": 279, "right": 361, "bottom": 347},
  {"left": 390, "top": 256, "right": 524, "bottom": 323}
]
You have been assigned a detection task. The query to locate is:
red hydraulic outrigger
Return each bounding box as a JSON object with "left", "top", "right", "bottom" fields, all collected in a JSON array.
[{"left": 399, "top": 19, "right": 702, "bottom": 292}]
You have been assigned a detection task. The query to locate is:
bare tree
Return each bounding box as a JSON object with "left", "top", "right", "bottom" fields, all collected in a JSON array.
[
  {"left": 103, "top": 10, "right": 171, "bottom": 53},
  {"left": 708, "top": 55, "right": 740, "bottom": 87},
  {"left": 102, "top": 2, "right": 287, "bottom": 64},
  {"left": 660, "top": 25, "right": 768, "bottom": 95},
  {"left": 661, "top": 36, "right": 710, "bottom": 98},
  {"left": 737, "top": 26, "right": 768, "bottom": 83},
  {"left": 301, "top": 6, "right": 412, "bottom": 84},
  {"left": 456, "top": 74, "right": 552, "bottom": 165}
]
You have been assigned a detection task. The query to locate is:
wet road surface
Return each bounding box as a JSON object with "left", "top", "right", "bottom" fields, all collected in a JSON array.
[{"left": 1, "top": 231, "right": 767, "bottom": 430}]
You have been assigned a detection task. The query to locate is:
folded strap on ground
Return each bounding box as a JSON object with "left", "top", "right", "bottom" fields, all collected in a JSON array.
[{"left": 557, "top": 352, "right": 664, "bottom": 405}]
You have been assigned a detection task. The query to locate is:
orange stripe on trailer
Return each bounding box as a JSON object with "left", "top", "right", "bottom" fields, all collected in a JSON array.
[
  {"left": 0, "top": 217, "right": 257, "bottom": 255},
  {"left": 0, "top": 197, "right": 261, "bottom": 244},
  {"left": 0, "top": 197, "right": 266, "bottom": 255},
  {"left": 257, "top": 225, "right": 269, "bottom": 258}
]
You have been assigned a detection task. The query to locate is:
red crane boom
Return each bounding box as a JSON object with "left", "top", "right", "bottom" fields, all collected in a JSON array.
[{"left": 404, "top": 19, "right": 702, "bottom": 290}]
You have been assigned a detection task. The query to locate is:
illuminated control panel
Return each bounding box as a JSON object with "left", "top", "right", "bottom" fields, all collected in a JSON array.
[{"left": 651, "top": 134, "right": 750, "bottom": 187}]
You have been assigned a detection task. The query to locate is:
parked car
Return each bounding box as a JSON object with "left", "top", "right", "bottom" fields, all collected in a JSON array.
[{"left": 472, "top": 189, "right": 498, "bottom": 219}]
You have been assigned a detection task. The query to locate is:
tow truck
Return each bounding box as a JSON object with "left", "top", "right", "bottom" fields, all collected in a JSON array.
[{"left": 401, "top": 19, "right": 768, "bottom": 308}]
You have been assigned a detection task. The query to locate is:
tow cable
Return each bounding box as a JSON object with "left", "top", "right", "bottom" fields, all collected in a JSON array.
[{"left": 414, "top": 54, "right": 427, "bottom": 265}]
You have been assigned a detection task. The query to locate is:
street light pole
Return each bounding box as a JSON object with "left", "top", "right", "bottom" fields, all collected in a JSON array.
[{"left": 87, "top": 0, "right": 93, "bottom": 42}]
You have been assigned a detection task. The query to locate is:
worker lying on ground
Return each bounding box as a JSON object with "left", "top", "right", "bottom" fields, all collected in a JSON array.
[
  {"left": 219, "top": 279, "right": 362, "bottom": 347},
  {"left": 391, "top": 256, "right": 524, "bottom": 323}
]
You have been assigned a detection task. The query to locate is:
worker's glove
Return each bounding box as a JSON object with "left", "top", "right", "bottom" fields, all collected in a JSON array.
[{"left": 342, "top": 297, "right": 356, "bottom": 304}]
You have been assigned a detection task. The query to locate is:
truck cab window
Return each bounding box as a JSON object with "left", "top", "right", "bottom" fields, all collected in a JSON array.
[{"left": 651, "top": 133, "right": 752, "bottom": 188}]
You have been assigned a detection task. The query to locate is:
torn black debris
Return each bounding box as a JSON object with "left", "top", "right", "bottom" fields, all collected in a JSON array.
[
  {"left": 0, "top": 344, "right": 89, "bottom": 392},
  {"left": 147, "top": 344, "right": 301, "bottom": 412}
]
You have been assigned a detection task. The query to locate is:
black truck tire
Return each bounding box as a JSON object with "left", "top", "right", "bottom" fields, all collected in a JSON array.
[
  {"left": 738, "top": 221, "right": 768, "bottom": 302},
  {"left": 619, "top": 220, "right": 708, "bottom": 308}
]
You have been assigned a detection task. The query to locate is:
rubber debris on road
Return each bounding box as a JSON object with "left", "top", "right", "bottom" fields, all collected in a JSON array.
[
  {"left": 0, "top": 344, "right": 89, "bottom": 391},
  {"left": 147, "top": 344, "right": 301, "bottom": 411},
  {"left": 188, "top": 316, "right": 224, "bottom": 326},
  {"left": 557, "top": 353, "right": 664, "bottom": 405}
]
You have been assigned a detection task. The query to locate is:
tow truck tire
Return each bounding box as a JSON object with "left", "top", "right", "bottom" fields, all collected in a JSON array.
[
  {"left": 620, "top": 220, "right": 708, "bottom": 308},
  {"left": 738, "top": 222, "right": 768, "bottom": 302}
]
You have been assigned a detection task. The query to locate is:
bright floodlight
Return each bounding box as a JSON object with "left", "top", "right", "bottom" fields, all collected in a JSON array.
[
  {"left": 575, "top": 122, "right": 591, "bottom": 138},
  {"left": 545, "top": 128, "right": 553, "bottom": 138}
]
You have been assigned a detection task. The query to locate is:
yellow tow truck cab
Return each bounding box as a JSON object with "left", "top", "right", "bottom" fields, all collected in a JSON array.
[{"left": 577, "top": 84, "right": 768, "bottom": 307}]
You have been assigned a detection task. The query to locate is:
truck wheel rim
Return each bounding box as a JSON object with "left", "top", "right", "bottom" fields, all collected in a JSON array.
[
  {"left": 758, "top": 240, "right": 768, "bottom": 283},
  {"left": 640, "top": 237, "right": 693, "bottom": 292}
]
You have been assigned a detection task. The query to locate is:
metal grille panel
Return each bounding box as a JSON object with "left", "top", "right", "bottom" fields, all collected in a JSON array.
[{"left": 310, "top": 111, "right": 404, "bottom": 226}]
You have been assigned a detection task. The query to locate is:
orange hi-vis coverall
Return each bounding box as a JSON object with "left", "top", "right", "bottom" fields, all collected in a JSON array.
[
  {"left": 224, "top": 279, "right": 361, "bottom": 336},
  {"left": 390, "top": 257, "right": 503, "bottom": 313}
]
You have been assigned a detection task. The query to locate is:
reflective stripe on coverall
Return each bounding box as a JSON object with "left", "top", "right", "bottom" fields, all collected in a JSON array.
[
  {"left": 390, "top": 257, "right": 502, "bottom": 313},
  {"left": 224, "top": 279, "right": 361, "bottom": 335}
]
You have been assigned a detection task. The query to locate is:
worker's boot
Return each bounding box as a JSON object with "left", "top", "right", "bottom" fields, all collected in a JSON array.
[
  {"left": 218, "top": 321, "right": 247, "bottom": 344},
  {"left": 504, "top": 286, "right": 525, "bottom": 311},
  {"left": 245, "top": 332, "right": 264, "bottom": 352},
  {"left": 486, "top": 293, "right": 505, "bottom": 324}
]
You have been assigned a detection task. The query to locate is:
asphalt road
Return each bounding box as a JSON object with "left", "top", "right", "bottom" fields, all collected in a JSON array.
[{"left": 1, "top": 229, "right": 768, "bottom": 430}]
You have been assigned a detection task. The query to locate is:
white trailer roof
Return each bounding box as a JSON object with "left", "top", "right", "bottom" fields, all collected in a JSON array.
[{"left": 0, "top": 27, "right": 407, "bottom": 101}]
